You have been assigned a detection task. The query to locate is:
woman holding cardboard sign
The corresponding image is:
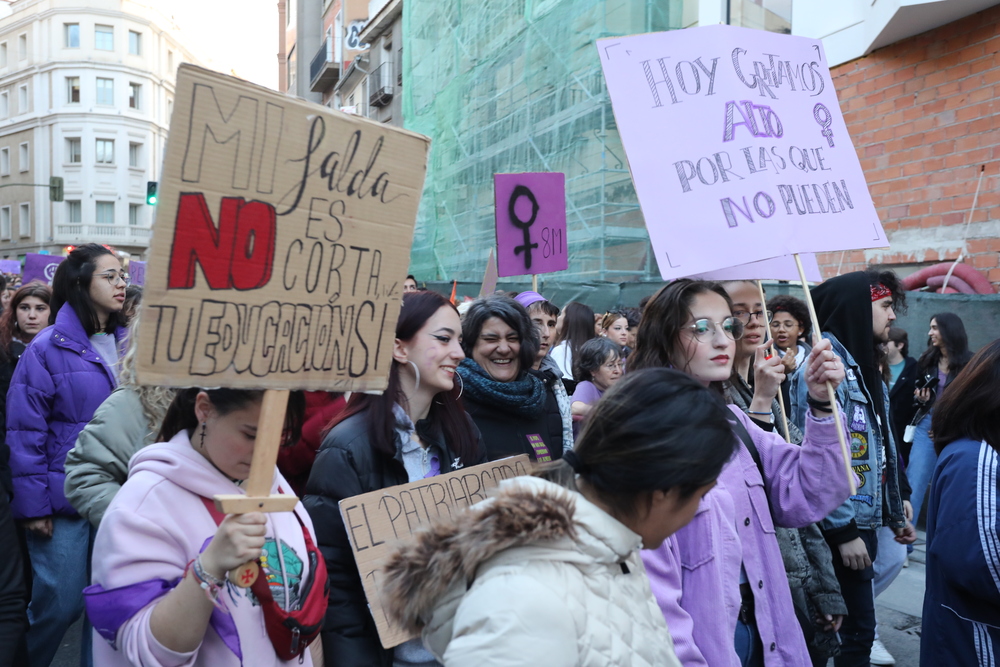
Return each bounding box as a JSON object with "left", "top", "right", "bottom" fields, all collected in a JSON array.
[
  {"left": 379, "top": 368, "right": 736, "bottom": 666},
  {"left": 630, "top": 279, "right": 852, "bottom": 667},
  {"left": 302, "top": 290, "right": 487, "bottom": 666},
  {"left": 85, "top": 388, "right": 320, "bottom": 667}
]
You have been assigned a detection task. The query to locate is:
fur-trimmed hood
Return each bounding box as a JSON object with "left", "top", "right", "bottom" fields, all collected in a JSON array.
[{"left": 382, "top": 476, "right": 643, "bottom": 635}]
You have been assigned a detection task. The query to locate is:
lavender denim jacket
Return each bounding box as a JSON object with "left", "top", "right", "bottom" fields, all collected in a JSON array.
[{"left": 642, "top": 406, "right": 851, "bottom": 667}]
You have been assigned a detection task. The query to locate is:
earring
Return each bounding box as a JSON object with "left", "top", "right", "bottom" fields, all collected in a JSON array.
[
  {"left": 200, "top": 422, "right": 206, "bottom": 449},
  {"left": 454, "top": 369, "right": 464, "bottom": 400},
  {"left": 406, "top": 360, "right": 421, "bottom": 393}
]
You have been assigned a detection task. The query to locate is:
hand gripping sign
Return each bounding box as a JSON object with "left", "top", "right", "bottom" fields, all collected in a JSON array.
[
  {"left": 597, "top": 25, "right": 886, "bottom": 279},
  {"left": 136, "top": 65, "right": 430, "bottom": 585}
]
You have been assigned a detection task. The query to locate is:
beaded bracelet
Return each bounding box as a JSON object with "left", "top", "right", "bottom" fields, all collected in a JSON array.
[{"left": 187, "top": 556, "right": 226, "bottom": 608}]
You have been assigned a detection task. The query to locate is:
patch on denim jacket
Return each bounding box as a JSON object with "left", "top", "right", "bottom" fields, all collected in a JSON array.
[
  {"left": 850, "top": 494, "right": 875, "bottom": 506},
  {"left": 850, "top": 405, "right": 867, "bottom": 432},
  {"left": 850, "top": 432, "right": 868, "bottom": 459}
]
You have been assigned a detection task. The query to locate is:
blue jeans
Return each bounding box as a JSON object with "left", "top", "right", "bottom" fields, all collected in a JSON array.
[
  {"left": 735, "top": 619, "right": 765, "bottom": 667},
  {"left": 907, "top": 413, "right": 936, "bottom": 530},
  {"left": 24, "top": 515, "right": 89, "bottom": 667}
]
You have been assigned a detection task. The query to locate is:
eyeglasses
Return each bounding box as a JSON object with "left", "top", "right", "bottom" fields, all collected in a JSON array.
[
  {"left": 602, "top": 360, "right": 623, "bottom": 372},
  {"left": 732, "top": 309, "right": 772, "bottom": 325},
  {"left": 98, "top": 270, "right": 129, "bottom": 286},
  {"left": 684, "top": 317, "right": 744, "bottom": 342}
]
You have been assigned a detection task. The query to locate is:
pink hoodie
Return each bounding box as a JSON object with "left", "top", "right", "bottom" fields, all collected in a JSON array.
[{"left": 89, "top": 430, "right": 316, "bottom": 667}]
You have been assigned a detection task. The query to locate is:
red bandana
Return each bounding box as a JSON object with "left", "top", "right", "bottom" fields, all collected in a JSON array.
[{"left": 870, "top": 283, "right": 892, "bottom": 302}]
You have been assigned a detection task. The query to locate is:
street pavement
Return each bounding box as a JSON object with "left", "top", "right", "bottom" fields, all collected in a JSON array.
[{"left": 51, "top": 533, "right": 929, "bottom": 667}]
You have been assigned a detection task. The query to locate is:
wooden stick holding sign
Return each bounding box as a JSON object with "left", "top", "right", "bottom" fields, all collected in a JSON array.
[
  {"left": 214, "top": 390, "right": 296, "bottom": 587},
  {"left": 794, "top": 254, "right": 857, "bottom": 495},
  {"left": 755, "top": 280, "right": 792, "bottom": 443},
  {"left": 495, "top": 173, "right": 567, "bottom": 288}
]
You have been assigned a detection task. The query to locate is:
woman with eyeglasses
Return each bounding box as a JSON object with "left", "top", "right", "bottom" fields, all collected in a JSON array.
[
  {"left": 7, "top": 243, "right": 128, "bottom": 667},
  {"left": 631, "top": 279, "right": 852, "bottom": 667},
  {"left": 570, "top": 337, "right": 623, "bottom": 419}
]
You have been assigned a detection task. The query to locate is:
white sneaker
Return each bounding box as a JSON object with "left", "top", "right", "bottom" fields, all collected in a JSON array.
[{"left": 870, "top": 638, "right": 896, "bottom": 665}]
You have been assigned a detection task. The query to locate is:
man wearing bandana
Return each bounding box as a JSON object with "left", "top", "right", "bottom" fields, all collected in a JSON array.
[{"left": 789, "top": 270, "right": 915, "bottom": 667}]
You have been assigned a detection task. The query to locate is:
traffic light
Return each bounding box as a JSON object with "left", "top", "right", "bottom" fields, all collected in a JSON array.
[
  {"left": 49, "top": 176, "right": 64, "bottom": 202},
  {"left": 146, "top": 181, "right": 158, "bottom": 205}
]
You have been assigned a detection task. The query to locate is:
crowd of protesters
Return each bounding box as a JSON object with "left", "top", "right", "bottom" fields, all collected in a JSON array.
[{"left": 0, "top": 248, "right": 996, "bottom": 667}]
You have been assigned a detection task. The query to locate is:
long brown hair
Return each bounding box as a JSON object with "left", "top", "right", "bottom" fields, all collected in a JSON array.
[
  {"left": 326, "top": 291, "right": 479, "bottom": 462},
  {"left": 0, "top": 281, "right": 52, "bottom": 362},
  {"left": 932, "top": 338, "right": 1000, "bottom": 454}
]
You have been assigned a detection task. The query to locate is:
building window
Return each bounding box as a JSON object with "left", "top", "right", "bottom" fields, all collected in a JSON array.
[
  {"left": 67, "top": 76, "right": 80, "bottom": 103},
  {"left": 128, "top": 142, "right": 141, "bottom": 167},
  {"left": 96, "top": 139, "right": 114, "bottom": 164},
  {"left": 287, "top": 46, "right": 296, "bottom": 93},
  {"left": 0, "top": 148, "right": 8, "bottom": 175},
  {"left": 129, "top": 203, "right": 141, "bottom": 226},
  {"left": 167, "top": 99, "right": 172, "bottom": 118},
  {"left": 18, "top": 85, "right": 27, "bottom": 113},
  {"left": 18, "top": 143, "right": 27, "bottom": 172},
  {"left": 129, "top": 30, "right": 141, "bottom": 55},
  {"left": 96, "top": 78, "right": 113, "bottom": 105},
  {"left": 0, "top": 92, "right": 7, "bottom": 118},
  {"left": 0, "top": 207, "right": 10, "bottom": 239},
  {"left": 0, "top": 43, "right": 7, "bottom": 68},
  {"left": 18, "top": 203, "right": 29, "bottom": 237},
  {"left": 128, "top": 83, "right": 140, "bottom": 109},
  {"left": 17, "top": 34, "right": 26, "bottom": 60},
  {"left": 95, "top": 25, "right": 113, "bottom": 51},
  {"left": 96, "top": 202, "right": 114, "bottom": 224},
  {"left": 65, "top": 23, "right": 80, "bottom": 48},
  {"left": 67, "top": 200, "right": 81, "bottom": 223},
  {"left": 167, "top": 50, "right": 174, "bottom": 71},
  {"left": 66, "top": 137, "right": 81, "bottom": 163}
]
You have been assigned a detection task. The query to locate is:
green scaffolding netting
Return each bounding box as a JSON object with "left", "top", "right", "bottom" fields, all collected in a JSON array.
[{"left": 402, "top": 0, "right": 691, "bottom": 284}]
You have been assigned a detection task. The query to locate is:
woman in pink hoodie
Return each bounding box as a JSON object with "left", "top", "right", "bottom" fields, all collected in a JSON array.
[{"left": 84, "top": 388, "right": 319, "bottom": 667}]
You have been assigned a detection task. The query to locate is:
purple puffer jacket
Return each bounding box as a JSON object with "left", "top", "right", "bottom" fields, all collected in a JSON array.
[{"left": 8, "top": 306, "right": 125, "bottom": 520}]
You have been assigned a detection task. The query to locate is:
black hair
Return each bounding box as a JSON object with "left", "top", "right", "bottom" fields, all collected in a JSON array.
[
  {"left": 461, "top": 295, "right": 539, "bottom": 375},
  {"left": 887, "top": 326, "right": 909, "bottom": 359},
  {"left": 0, "top": 274, "right": 6, "bottom": 294},
  {"left": 767, "top": 294, "right": 812, "bottom": 341},
  {"left": 49, "top": 243, "right": 127, "bottom": 335},
  {"left": 556, "top": 301, "right": 596, "bottom": 360},
  {"left": 573, "top": 337, "right": 620, "bottom": 383},
  {"left": 622, "top": 307, "right": 641, "bottom": 329},
  {"left": 328, "top": 291, "right": 480, "bottom": 463},
  {"left": 630, "top": 279, "right": 734, "bottom": 396},
  {"left": 638, "top": 294, "right": 652, "bottom": 313},
  {"left": 405, "top": 275, "right": 416, "bottom": 281},
  {"left": 536, "top": 368, "right": 736, "bottom": 518},
  {"left": 158, "top": 388, "right": 306, "bottom": 445},
  {"left": 866, "top": 267, "right": 907, "bottom": 314},
  {"left": 933, "top": 338, "right": 1000, "bottom": 454},
  {"left": 917, "top": 312, "right": 973, "bottom": 378}
]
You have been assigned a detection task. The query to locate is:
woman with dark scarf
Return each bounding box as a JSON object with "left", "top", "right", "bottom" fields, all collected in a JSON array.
[{"left": 457, "top": 295, "right": 565, "bottom": 462}]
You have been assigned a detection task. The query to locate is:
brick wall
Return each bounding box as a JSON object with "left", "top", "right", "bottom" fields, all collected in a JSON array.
[{"left": 820, "top": 5, "right": 1000, "bottom": 289}]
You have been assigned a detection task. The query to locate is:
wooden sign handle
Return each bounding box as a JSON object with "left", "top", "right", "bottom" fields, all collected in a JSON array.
[
  {"left": 756, "top": 280, "right": 792, "bottom": 443},
  {"left": 793, "top": 255, "right": 858, "bottom": 495},
  {"left": 215, "top": 389, "right": 294, "bottom": 587}
]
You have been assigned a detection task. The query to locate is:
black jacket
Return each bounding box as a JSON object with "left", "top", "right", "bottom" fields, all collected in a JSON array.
[
  {"left": 301, "top": 410, "right": 487, "bottom": 666},
  {"left": 461, "top": 369, "right": 565, "bottom": 462},
  {"left": 888, "top": 356, "right": 919, "bottom": 463}
]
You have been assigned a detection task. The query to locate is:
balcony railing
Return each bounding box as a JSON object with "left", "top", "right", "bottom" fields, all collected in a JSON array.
[
  {"left": 368, "top": 62, "right": 393, "bottom": 107},
  {"left": 310, "top": 36, "right": 340, "bottom": 93},
  {"left": 54, "top": 224, "right": 152, "bottom": 246}
]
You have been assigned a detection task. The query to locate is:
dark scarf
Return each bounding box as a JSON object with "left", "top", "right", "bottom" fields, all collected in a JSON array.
[
  {"left": 457, "top": 358, "right": 547, "bottom": 418},
  {"left": 811, "top": 272, "right": 890, "bottom": 439}
]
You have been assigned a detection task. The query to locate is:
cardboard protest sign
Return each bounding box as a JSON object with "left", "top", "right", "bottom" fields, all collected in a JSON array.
[
  {"left": 0, "top": 260, "right": 21, "bottom": 274},
  {"left": 688, "top": 252, "right": 822, "bottom": 282},
  {"left": 128, "top": 260, "right": 147, "bottom": 287},
  {"left": 135, "top": 65, "right": 431, "bottom": 391},
  {"left": 494, "top": 173, "right": 568, "bottom": 277},
  {"left": 598, "top": 25, "right": 886, "bottom": 280},
  {"left": 23, "top": 254, "right": 64, "bottom": 284},
  {"left": 340, "top": 455, "right": 531, "bottom": 647},
  {"left": 478, "top": 249, "right": 499, "bottom": 297}
]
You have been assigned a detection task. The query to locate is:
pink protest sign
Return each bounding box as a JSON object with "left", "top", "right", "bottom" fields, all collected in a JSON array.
[
  {"left": 129, "top": 260, "right": 147, "bottom": 286},
  {"left": 494, "top": 173, "right": 568, "bottom": 277},
  {"left": 597, "top": 25, "right": 886, "bottom": 280},
  {"left": 688, "top": 253, "right": 823, "bottom": 282},
  {"left": 23, "top": 254, "right": 64, "bottom": 285}
]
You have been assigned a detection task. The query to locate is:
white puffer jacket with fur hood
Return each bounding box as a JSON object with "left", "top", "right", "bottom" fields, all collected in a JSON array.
[{"left": 382, "top": 476, "right": 682, "bottom": 667}]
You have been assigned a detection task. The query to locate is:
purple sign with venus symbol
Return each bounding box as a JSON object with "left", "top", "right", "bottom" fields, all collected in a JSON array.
[
  {"left": 23, "top": 254, "right": 65, "bottom": 285},
  {"left": 494, "top": 173, "right": 568, "bottom": 277}
]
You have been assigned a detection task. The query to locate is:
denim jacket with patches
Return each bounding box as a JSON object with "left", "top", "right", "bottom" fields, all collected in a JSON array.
[{"left": 790, "top": 333, "right": 905, "bottom": 537}]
